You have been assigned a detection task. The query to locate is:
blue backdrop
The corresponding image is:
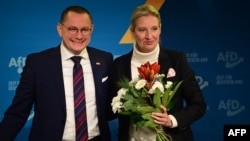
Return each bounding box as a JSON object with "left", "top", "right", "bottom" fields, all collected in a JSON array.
[{"left": 0, "top": 0, "right": 249, "bottom": 140}]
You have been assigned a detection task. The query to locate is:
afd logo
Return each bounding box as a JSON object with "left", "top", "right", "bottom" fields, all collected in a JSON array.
[
  {"left": 196, "top": 76, "right": 208, "bottom": 89},
  {"left": 217, "top": 51, "right": 244, "bottom": 68},
  {"left": 218, "top": 99, "right": 245, "bottom": 116},
  {"left": 8, "top": 57, "right": 26, "bottom": 74}
]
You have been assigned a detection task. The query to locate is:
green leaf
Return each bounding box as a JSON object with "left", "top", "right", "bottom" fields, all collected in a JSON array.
[
  {"left": 135, "top": 106, "right": 155, "bottom": 114},
  {"left": 162, "top": 87, "right": 172, "bottom": 106},
  {"left": 122, "top": 93, "right": 133, "bottom": 100},
  {"left": 166, "top": 100, "right": 175, "bottom": 110},
  {"left": 141, "top": 112, "right": 152, "bottom": 119},
  {"left": 141, "top": 113, "right": 157, "bottom": 128},
  {"left": 164, "top": 81, "right": 183, "bottom": 108},
  {"left": 153, "top": 88, "right": 161, "bottom": 108},
  {"left": 117, "top": 77, "right": 130, "bottom": 88},
  {"left": 135, "top": 120, "right": 146, "bottom": 130},
  {"left": 143, "top": 120, "right": 157, "bottom": 128},
  {"left": 168, "top": 81, "right": 183, "bottom": 100},
  {"left": 119, "top": 111, "right": 133, "bottom": 115}
]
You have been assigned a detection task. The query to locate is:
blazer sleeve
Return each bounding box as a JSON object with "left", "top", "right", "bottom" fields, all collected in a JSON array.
[{"left": 168, "top": 52, "right": 207, "bottom": 129}]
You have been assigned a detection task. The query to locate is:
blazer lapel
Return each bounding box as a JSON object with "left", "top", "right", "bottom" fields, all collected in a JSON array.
[{"left": 158, "top": 47, "right": 172, "bottom": 74}]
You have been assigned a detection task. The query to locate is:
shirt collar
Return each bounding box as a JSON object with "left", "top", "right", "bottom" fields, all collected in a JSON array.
[{"left": 60, "top": 42, "right": 89, "bottom": 61}]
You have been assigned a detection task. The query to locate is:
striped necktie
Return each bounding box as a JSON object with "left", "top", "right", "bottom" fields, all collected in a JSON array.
[{"left": 71, "top": 56, "right": 88, "bottom": 141}]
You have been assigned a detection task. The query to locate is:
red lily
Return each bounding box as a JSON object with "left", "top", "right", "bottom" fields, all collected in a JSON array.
[{"left": 137, "top": 61, "right": 160, "bottom": 82}]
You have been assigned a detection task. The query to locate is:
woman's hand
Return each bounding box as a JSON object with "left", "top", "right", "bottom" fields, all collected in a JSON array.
[{"left": 151, "top": 105, "right": 173, "bottom": 127}]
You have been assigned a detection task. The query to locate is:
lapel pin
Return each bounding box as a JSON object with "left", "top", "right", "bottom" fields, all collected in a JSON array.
[{"left": 96, "top": 62, "right": 101, "bottom": 65}]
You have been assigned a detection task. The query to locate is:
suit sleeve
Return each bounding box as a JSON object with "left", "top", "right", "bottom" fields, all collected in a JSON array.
[{"left": 0, "top": 54, "right": 35, "bottom": 140}]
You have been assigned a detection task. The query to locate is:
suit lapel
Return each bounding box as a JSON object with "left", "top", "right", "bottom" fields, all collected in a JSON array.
[
  {"left": 88, "top": 48, "right": 101, "bottom": 84},
  {"left": 48, "top": 47, "right": 66, "bottom": 113},
  {"left": 87, "top": 48, "right": 103, "bottom": 104}
]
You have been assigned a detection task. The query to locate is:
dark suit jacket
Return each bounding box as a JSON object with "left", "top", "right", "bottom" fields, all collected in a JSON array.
[
  {"left": 112, "top": 47, "right": 206, "bottom": 141},
  {"left": 0, "top": 46, "right": 114, "bottom": 141}
]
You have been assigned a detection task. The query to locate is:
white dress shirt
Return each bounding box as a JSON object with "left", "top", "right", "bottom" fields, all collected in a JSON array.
[{"left": 60, "top": 43, "right": 100, "bottom": 140}]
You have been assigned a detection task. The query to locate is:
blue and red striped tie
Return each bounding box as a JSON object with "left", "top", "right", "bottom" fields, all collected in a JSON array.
[{"left": 71, "top": 56, "right": 88, "bottom": 141}]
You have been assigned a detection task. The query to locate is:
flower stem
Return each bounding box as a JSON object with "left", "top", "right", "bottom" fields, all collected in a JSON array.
[{"left": 155, "top": 126, "right": 172, "bottom": 141}]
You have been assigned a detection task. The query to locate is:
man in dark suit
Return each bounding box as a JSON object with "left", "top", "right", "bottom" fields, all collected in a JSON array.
[
  {"left": 112, "top": 5, "right": 206, "bottom": 141},
  {"left": 0, "top": 5, "right": 114, "bottom": 141}
]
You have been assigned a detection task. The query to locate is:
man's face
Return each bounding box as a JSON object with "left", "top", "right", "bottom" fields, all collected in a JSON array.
[{"left": 57, "top": 11, "right": 94, "bottom": 55}]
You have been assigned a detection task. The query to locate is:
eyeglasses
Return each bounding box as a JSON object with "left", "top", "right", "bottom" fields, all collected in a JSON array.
[{"left": 60, "top": 23, "right": 92, "bottom": 35}]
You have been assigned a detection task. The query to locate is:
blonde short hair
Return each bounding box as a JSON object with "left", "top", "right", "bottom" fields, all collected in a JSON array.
[{"left": 130, "top": 5, "right": 161, "bottom": 31}]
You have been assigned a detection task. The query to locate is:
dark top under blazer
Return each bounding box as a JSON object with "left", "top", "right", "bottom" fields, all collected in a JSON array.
[
  {"left": 112, "top": 47, "right": 206, "bottom": 141},
  {"left": 0, "top": 46, "right": 114, "bottom": 141}
]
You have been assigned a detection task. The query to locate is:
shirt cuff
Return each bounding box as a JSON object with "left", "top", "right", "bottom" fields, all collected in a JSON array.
[{"left": 169, "top": 114, "right": 178, "bottom": 128}]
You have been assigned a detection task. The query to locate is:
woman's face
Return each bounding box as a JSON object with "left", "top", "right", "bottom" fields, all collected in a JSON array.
[{"left": 131, "top": 15, "right": 161, "bottom": 53}]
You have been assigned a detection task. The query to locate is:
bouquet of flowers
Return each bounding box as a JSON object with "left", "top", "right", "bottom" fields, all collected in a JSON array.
[{"left": 111, "top": 61, "right": 183, "bottom": 141}]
